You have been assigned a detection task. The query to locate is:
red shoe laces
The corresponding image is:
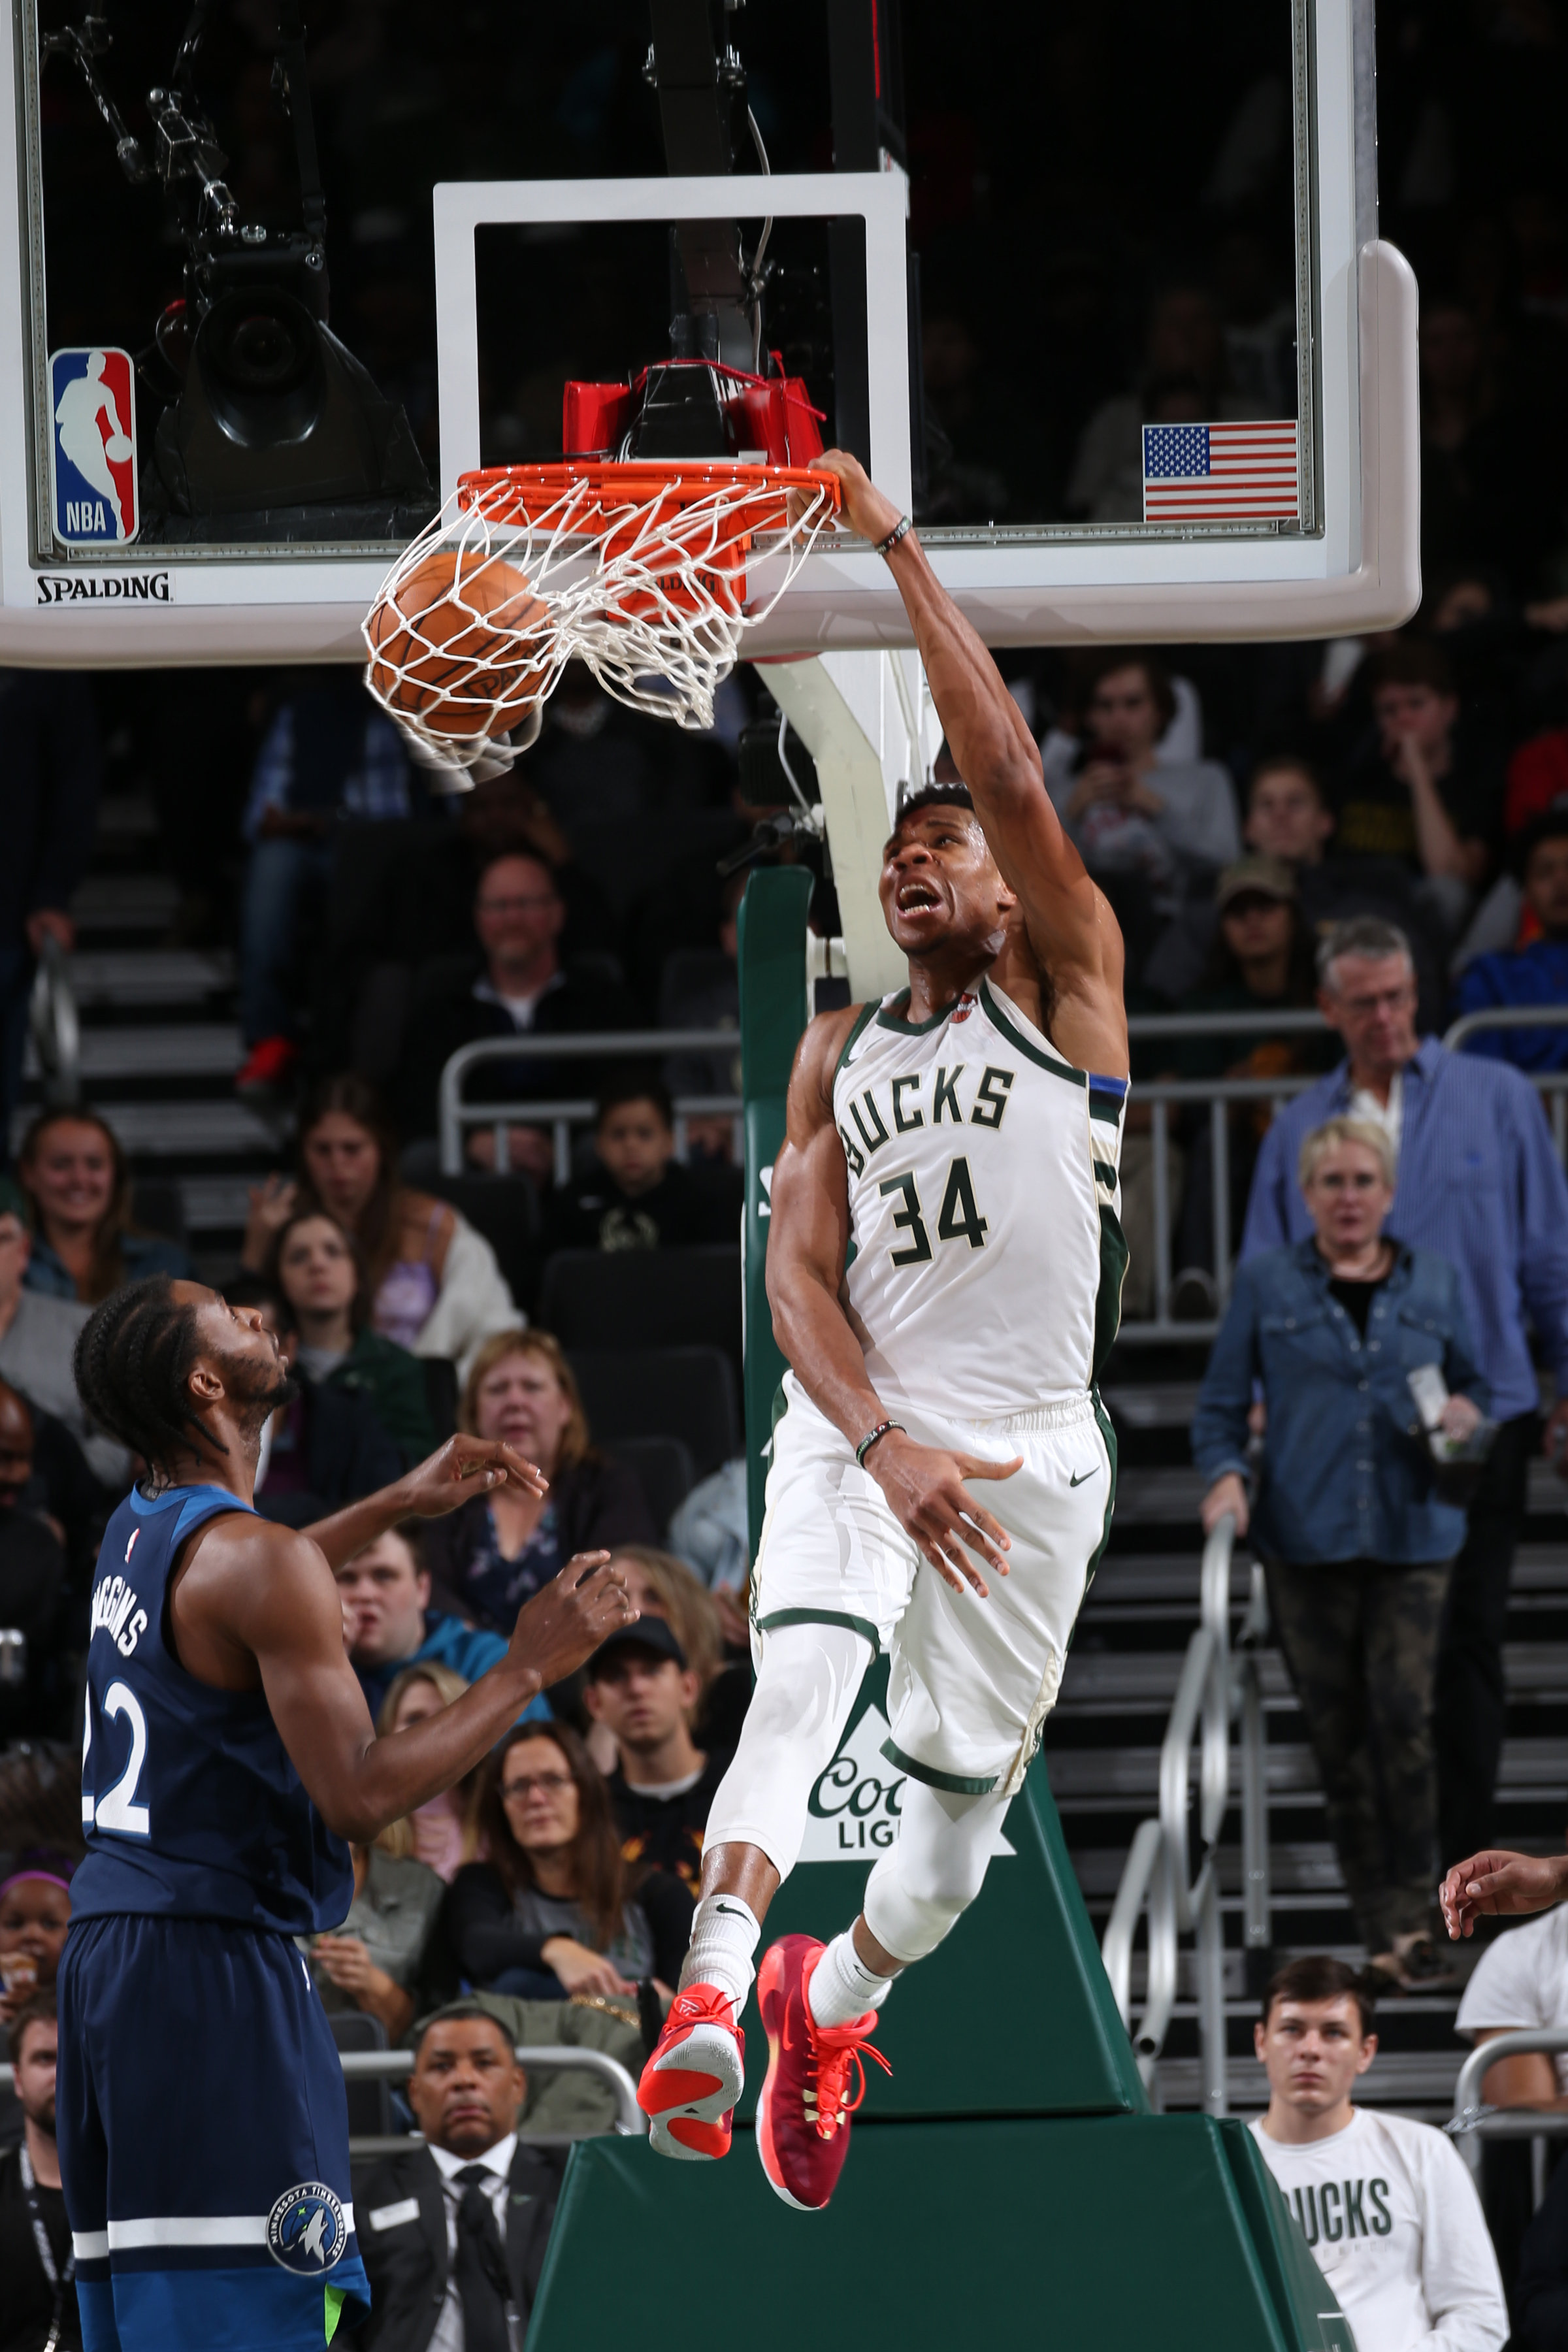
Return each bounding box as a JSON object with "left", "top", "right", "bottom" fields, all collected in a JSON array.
[{"left": 808, "top": 2019, "right": 892, "bottom": 2140}]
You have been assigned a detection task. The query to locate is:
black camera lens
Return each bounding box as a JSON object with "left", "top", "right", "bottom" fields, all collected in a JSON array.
[
  {"left": 195, "top": 287, "right": 326, "bottom": 447},
  {"left": 220, "top": 308, "right": 310, "bottom": 393}
]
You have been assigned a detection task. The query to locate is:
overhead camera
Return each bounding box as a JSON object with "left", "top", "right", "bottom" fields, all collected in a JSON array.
[{"left": 42, "top": 2, "right": 434, "bottom": 541}]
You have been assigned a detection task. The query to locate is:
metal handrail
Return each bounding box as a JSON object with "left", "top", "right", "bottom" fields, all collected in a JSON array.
[
  {"left": 28, "top": 932, "right": 80, "bottom": 1107},
  {"left": 1443, "top": 1004, "right": 1568, "bottom": 1051},
  {"left": 1102, "top": 1510, "right": 1271, "bottom": 2114},
  {"left": 339, "top": 2043, "right": 644, "bottom": 2136},
  {"left": 0, "top": 2043, "right": 645, "bottom": 2138},
  {"left": 438, "top": 1028, "right": 742, "bottom": 1182},
  {"left": 1127, "top": 1009, "right": 1328, "bottom": 1041},
  {"left": 1450, "top": 2029, "right": 1568, "bottom": 2206},
  {"left": 433, "top": 1005, "right": 1568, "bottom": 1331}
]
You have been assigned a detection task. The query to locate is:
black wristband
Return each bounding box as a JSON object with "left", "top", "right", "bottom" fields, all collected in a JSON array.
[
  {"left": 855, "top": 1418, "right": 905, "bottom": 1467},
  {"left": 874, "top": 513, "right": 913, "bottom": 557}
]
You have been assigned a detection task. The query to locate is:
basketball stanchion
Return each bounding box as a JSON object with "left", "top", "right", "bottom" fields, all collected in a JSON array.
[
  {"left": 362, "top": 459, "right": 841, "bottom": 777},
  {"left": 524, "top": 870, "right": 1354, "bottom": 2352}
]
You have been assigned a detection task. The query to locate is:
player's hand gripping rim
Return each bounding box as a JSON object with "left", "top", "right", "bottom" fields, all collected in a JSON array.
[{"left": 866, "top": 1431, "right": 1020, "bottom": 1597}]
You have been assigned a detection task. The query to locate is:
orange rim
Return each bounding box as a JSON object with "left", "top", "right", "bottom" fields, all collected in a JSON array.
[{"left": 458, "top": 459, "right": 841, "bottom": 533}]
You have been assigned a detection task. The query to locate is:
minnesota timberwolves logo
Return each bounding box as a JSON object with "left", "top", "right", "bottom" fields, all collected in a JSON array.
[{"left": 267, "top": 2182, "right": 348, "bottom": 2272}]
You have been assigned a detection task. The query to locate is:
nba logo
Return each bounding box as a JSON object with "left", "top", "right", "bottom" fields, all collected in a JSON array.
[{"left": 50, "top": 348, "right": 138, "bottom": 546}]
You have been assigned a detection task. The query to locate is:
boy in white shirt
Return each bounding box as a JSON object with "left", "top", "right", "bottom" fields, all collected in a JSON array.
[{"left": 1249, "top": 1955, "right": 1507, "bottom": 2352}]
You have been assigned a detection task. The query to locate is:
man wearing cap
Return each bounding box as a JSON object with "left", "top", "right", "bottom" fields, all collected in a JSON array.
[
  {"left": 583, "top": 1620, "right": 730, "bottom": 1897},
  {"left": 1162, "top": 857, "right": 1334, "bottom": 1318}
]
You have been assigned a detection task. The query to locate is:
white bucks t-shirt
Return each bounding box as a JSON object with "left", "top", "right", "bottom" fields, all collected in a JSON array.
[
  {"left": 1455, "top": 1907, "right": 1568, "bottom": 2095},
  {"left": 1249, "top": 2110, "right": 1507, "bottom": 2352}
]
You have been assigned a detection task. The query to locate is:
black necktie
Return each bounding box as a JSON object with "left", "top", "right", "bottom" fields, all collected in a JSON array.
[{"left": 452, "top": 2164, "right": 511, "bottom": 2352}]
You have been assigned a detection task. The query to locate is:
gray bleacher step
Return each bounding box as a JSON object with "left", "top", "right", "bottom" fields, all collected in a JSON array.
[
  {"left": 179, "top": 1176, "right": 272, "bottom": 1235},
  {"left": 1072, "top": 1840, "right": 1350, "bottom": 1902},
  {"left": 66, "top": 950, "right": 235, "bottom": 1006},
  {"left": 1111, "top": 1466, "right": 1208, "bottom": 1520},
  {"left": 93, "top": 793, "right": 159, "bottom": 843},
  {"left": 70, "top": 874, "right": 181, "bottom": 932},
  {"left": 1103, "top": 1383, "right": 1203, "bottom": 1428},
  {"left": 1046, "top": 1735, "right": 1568, "bottom": 1812},
  {"left": 1058, "top": 1642, "right": 1568, "bottom": 1716},
  {"left": 1081, "top": 1552, "right": 1257, "bottom": 1609},
  {"left": 10, "top": 1100, "right": 282, "bottom": 1160},
  {"left": 25, "top": 1024, "right": 244, "bottom": 1082},
  {"left": 1156, "top": 2050, "right": 1462, "bottom": 2114}
]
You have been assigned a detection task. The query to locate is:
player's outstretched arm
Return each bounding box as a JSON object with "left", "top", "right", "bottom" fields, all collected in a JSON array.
[
  {"left": 302, "top": 1435, "right": 550, "bottom": 1568},
  {"left": 767, "top": 1011, "right": 1020, "bottom": 1597},
  {"left": 1441, "top": 1849, "right": 1568, "bottom": 1938},
  {"left": 813, "top": 449, "right": 1127, "bottom": 1077},
  {"left": 174, "top": 1521, "right": 634, "bottom": 1842}
]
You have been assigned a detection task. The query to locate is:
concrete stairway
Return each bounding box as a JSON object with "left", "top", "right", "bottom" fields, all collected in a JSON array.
[{"left": 1047, "top": 1364, "right": 1568, "bottom": 2119}]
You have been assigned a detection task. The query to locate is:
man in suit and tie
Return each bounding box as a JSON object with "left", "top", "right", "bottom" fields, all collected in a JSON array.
[{"left": 351, "top": 2003, "right": 563, "bottom": 2351}]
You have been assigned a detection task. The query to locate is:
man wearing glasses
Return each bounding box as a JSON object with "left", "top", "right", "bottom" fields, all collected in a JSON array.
[
  {"left": 1241, "top": 916, "right": 1568, "bottom": 1880},
  {"left": 396, "top": 849, "right": 636, "bottom": 1181}
]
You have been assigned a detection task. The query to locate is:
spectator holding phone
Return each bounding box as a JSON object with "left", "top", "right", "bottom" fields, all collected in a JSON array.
[{"left": 1196, "top": 1118, "right": 1486, "bottom": 1985}]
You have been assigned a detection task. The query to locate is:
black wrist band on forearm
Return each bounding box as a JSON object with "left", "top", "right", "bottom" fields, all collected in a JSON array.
[
  {"left": 856, "top": 1419, "right": 905, "bottom": 1467},
  {"left": 874, "top": 514, "right": 913, "bottom": 557}
]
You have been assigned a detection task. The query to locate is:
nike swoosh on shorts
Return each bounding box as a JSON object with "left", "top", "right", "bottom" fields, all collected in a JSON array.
[{"left": 1069, "top": 1467, "right": 1098, "bottom": 1487}]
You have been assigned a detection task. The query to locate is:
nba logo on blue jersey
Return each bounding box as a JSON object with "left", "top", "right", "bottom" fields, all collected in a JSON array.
[{"left": 50, "top": 348, "right": 138, "bottom": 545}]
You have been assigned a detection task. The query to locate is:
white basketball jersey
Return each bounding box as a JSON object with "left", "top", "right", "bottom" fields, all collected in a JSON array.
[{"left": 832, "top": 977, "right": 1128, "bottom": 1420}]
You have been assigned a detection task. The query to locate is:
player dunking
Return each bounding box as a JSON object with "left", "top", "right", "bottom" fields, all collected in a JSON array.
[
  {"left": 57, "top": 1276, "right": 634, "bottom": 2351},
  {"left": 638, "top": 449, "right": 1130, "bottom": 2210}
]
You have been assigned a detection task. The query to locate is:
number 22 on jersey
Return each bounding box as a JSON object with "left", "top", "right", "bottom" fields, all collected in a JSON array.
[{"left": 82, "top": 1680, "right": 153, "bottom": 1837}]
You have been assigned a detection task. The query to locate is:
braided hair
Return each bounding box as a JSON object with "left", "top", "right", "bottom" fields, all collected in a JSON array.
[{"left": 73, "top": 1275, "right": 218, "bottom": 1478}]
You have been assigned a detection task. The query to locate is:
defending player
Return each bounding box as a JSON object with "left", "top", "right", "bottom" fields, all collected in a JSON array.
[
  {"left": 59, "top": 1275, "right": 634, "bottom": 2351},
  {"left": 637, "top": 449, "right": 1130, "bottom": 2208}
]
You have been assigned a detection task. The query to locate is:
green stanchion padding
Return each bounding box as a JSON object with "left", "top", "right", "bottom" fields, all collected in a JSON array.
[
  {"left": 737, "top": 864, "right": 814, "bottom": 1555},
  {"left": 529, "top": 2115, "right": 1353, "bottom": 2352},
  {"left": 723, "top": 1656, "right": 1144, "bottom": 2121}
]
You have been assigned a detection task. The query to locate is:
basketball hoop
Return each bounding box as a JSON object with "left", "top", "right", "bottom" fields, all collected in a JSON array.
[{"left": 363, "top": 459, "right": 841, "bottom": 777}]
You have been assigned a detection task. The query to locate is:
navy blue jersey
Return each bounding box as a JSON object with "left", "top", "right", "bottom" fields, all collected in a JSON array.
[{"left": 72, "top": 1483, "right": 354, "bottom": 1934}]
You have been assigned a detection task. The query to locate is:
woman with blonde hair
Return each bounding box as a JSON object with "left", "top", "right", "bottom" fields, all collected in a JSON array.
[
  {"left": 372, "top": 1663, "right": 487, "bottom": 1882},
  {"left": 1194, "top": 1115, "right": 1488, "bottom": 1987},
  {"left": 421, "top": 1330, "right": 652, "bottom": 1637}
]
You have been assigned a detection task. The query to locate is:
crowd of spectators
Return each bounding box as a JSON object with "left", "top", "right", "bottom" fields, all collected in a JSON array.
[{"left": 10, "top": 20, "right": 1568, "bottom": 2346}]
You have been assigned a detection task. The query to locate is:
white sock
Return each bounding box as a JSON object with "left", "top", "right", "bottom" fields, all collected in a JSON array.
[
  {"left": 807, "top": 1927, "right": 898, "bottom": 2029},
  {"left": 679, "top": 1894, "right": 761, "bottom": 2012}
]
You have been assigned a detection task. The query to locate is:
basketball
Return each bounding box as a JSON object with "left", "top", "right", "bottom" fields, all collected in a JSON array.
[
  {"left": 366, "top": 547, "right": 551, "bottom": 739},
  {"left": 103, "top": 432, "right": 133, "bottom": 462}
]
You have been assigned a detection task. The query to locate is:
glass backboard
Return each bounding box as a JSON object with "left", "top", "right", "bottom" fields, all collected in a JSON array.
[{"left": 0, "top": 0, "right": 1414, "bottom": 663}]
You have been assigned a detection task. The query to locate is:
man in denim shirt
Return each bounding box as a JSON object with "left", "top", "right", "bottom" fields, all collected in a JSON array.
[{"left": 1241, "top": 918, "right": 1568, "bottom": 1870}]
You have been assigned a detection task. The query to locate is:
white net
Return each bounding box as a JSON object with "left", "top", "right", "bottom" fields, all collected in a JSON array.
[{"left": 362, "top": 463, "right": 839, "bottom": 779}]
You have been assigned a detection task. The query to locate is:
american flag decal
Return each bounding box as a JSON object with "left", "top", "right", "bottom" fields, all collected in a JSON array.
[{"left": 1141, "top": 420, "right": 1299, "bottom": 523}]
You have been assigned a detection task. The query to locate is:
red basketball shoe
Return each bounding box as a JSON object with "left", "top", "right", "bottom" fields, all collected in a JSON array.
[
  {"left": 637, "top": 1983, "right": 745, "bottom": 2161},
  {"left": 755, "top": 1936, "right": 890, "bottom": 2211}
]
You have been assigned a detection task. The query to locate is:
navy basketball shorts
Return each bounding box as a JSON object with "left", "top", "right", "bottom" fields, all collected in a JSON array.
[{"left": 57, "top": 1914, "right": 372, "bottom": 2352}]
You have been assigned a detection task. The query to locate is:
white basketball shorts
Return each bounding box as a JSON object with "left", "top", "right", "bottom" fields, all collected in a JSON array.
[{"left": 751, "top": 1373, "right": 1116, "bottom": 1797}]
